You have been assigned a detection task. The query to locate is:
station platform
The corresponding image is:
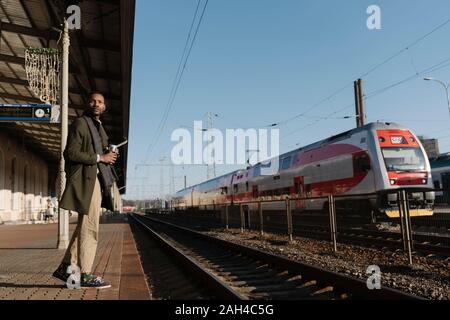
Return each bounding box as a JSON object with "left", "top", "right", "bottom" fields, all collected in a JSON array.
[{"left": 0, "top": 214, "right": 151, "bottom": 300}]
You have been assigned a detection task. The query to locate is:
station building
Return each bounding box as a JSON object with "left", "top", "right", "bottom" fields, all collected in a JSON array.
[{"left": 0, "top": 0, "right": 135, "bottom": 223}]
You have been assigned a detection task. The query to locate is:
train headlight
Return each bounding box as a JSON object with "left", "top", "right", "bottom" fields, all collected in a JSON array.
[
  {"left": 422, "top": 179, "right": 427, "bottom": 184},
  {"left": 390, "top": 179, "right": 396, "bottom": 185}
]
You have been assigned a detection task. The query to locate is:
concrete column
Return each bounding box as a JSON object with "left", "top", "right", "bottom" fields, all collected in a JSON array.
[{"left": 58, "top": 20, "right": 70, "bottom": 250}]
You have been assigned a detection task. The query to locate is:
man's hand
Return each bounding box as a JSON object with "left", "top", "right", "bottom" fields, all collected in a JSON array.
[{"left": 100, "top": 151, "right": 118, "bottom": 165}]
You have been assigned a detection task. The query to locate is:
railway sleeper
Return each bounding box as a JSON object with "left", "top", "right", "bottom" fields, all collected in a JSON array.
[
  {"left": 195, "top": 255, "right": 242, "bottom": 265},
  {"left": 214, "top": 262, "right": 264, "bottom": 272},
  {"left": 166, "top": 285, "right": 204, "bottom": 298},
  {"left": 242, "top": 273, "right": 301, "bottom": 287},
  {"left": 265, "top": 280, "right": 323, "bottom": 299},
  {"left": 230, "top": 272, "right": 291, "bottom": 287},
  {"left": 216, "top": 266, "right": 273, "bottom": 277},
  {"left": 204, "top": 254, "right": 249, "bottom": 264},
  {"left": 247, "top": 278, "right": 306, "bottom": 293},
  {"left": 225, "top": 270, "right": 280, "bottom": 281}
]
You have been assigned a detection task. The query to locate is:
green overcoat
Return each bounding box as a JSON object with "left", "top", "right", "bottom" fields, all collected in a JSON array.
[{"left": 60, "top": 117, "right": 109, "bottom": 215}]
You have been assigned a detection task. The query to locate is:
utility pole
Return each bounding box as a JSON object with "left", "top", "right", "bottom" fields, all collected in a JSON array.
[
  {"left": 354, "top": 78, "right": 366, "bottom": 128},
  {"left": 206, "top": 112, "right": 217, "bottom": 180},
  {"left": 159, "top": 156, "right": 165, "bottom": 203},
  {"left": 184, "top": 175, "right": 187, "bottom": 189},
  {"left": 170, "top": 162, "right": 175, "bottom": 196}
]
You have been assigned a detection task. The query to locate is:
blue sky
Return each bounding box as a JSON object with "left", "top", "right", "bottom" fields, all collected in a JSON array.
[{"left": 125, "top": 0, "right": 450, "bottom": 199}]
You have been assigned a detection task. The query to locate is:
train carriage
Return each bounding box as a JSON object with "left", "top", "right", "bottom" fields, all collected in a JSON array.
[{"left": 173, "top": 122, "right": 435, "bottom": 220}]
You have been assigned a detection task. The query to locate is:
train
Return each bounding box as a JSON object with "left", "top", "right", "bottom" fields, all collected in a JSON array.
[
  {"left": 173, "top": 122, "right": 435, "bottom": 221},
  {"left": 429, "top": 153, "right": 450, "bottom": 203}
]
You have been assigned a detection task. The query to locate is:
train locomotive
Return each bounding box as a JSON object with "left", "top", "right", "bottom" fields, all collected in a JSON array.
[{"left": 173, "top": 122, "right": 435, "bottom": 221}]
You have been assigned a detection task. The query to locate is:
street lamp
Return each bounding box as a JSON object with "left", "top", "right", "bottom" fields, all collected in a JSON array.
[{"left": 424, "top": 77, "right": 450, "bottom": 116}]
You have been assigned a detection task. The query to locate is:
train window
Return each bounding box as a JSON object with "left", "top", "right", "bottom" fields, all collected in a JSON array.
[
  {"left": 233, "top": 184, "right": 238, "bottom": 193},
  {"left": 254, "top": 165, "right": 261, "bottom": 176},
  {"left": 381, "top": 147, "right": 426, "bottom": 171},
  {"left": 281, "top": 157, "right": 291, "bottom": 170},
  {"left": 273, "top": 175, "right": 281, "bottom": 180},
  {"left": 354, "top": 153, "right": 371, "bottom": 174},
  {"left": 296, "top": 183, "right": 303, "bottom": 194},
  {"left": 246, "top": 182, "right": 249, "bottom": 191},
  {"left": 305, "top": 184, "right": 312, "bottom": 195}
]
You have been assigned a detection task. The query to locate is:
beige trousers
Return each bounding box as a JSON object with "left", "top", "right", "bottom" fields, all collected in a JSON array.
[{"left": 62, "top": 177, "right": 102, "bottom": 274}]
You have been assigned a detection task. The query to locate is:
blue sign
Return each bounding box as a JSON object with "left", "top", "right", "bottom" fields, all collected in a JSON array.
[{"left": 0, "top": 104, "right": 52, "bottom": 122}]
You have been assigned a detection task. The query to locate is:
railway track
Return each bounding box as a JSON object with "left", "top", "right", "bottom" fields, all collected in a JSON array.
[
  {"left": 154, "top": 212, "right": 450, "bottom": 257},
  {"left": 290, "top": 224, "right": 450, "bottom": 257},
  {"left": 130, "top": 213, "right": 421, "bottom": 300},
  {"left": 128, "top": 215, "right": 214, "bottom": 299}
]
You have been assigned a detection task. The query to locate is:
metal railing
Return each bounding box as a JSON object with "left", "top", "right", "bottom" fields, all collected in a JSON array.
[{"left": 168, "top": 188, "right": 450, "bottom": 266}]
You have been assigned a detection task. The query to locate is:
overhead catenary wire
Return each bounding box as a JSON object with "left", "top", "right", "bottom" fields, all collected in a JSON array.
[
  {"left": 141, "top": 13, "right": 450, "bottom": 174},
  {"left": 143, "top": 0, "right": 209, "bottom": 164},
  {"left": 281, "top": 102, "right": 355, "bottom": 141},
  {"left": 365, "top": 57, "right": 450, "bottom": 100},
  {"left": 283, "top": 55, "right": 450, "bottom": 145},
  {"left": 143, "top": 0, "right": 202, "bottom": 163},
  {"left": 359, "top": 17, "right": 450, "bottom": 79},
  {"left": 269, "top": 17, "right": 450, "bottom": 129}
]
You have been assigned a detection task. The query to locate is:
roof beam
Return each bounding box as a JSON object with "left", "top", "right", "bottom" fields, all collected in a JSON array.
[
  {"left": 68, "top": 86, "right": 121, "bottom": 100},
  {"left": 0, "top": 22, "right": 120, "bottom": 53},
  {"left": 0, "top": 76, "right": 28, "bottom": 86},
  {"left": 0, "top": 92, "right": 42, "bottom": 103},
  {"left": 0, "top": 76, "right": 92, "bottom": 100},
  {"left": 0, "top": 53, "right": 120, "bottom": 81},
  {"left": 0, "top": 54, "right": 24, "bottom": 64},
  {"left": 3, "top": 125, "right": 59, "bottom": 135},
  {"left": 84, "top": 0, "right": 120, "bottom": 6},
  {"left": 87, "top": 70, "right": 121, "bottom": 81},
  {"left": 79, "top": 35, "right": 121, "bottom": 53},
  {"left": 0, "top": 123, "right": 58, "bottom": 162},
  {"left": 0, "top": 21, "right": 57, "bottom": 40},
  {"left": 0, "top": 52, "right": 79, "bottom": 74}
]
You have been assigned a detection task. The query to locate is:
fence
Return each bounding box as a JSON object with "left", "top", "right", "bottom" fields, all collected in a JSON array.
[{"left": 169, "top": 188, "right": 450, "bottom": 266}]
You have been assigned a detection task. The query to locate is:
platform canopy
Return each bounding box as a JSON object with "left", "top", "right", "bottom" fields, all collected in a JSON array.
[{"left": 0, "top": 0, "right": 135, "bottom": 193}]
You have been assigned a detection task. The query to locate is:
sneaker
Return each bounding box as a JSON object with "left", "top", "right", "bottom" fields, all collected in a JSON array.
[
  {"left": 81, "top": 273, "right": 111, "bottom": 289},
  {"left": 52, "top": 263, "right": 70, "bottom": 283}
]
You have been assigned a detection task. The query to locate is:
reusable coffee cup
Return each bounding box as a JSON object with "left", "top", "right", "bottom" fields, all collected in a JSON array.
[{"left": 108, "top": 144, "right": 118, "bottom": 153}]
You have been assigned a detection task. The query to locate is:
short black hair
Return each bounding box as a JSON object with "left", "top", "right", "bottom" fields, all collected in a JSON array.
[{"left": 88, "top": 91, "right": 105, "bottom": 99}]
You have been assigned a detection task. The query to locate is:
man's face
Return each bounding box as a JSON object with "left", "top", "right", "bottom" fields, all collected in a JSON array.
[{"left": 88, "top": 93, "right": 106, "bottom": 117}]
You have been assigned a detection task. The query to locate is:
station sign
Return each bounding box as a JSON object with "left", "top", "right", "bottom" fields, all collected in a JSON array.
[{"left": 0, "top": 104, "right": 60, "bottom": 123}]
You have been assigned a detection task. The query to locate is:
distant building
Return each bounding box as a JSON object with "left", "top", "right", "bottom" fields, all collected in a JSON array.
[{"left": 418, "top": 136, "right": 440, "bottom": 158}]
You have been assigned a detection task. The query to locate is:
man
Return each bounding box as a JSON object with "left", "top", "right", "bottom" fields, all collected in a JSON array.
[
  {"left": 52, "top": 91, "right": 118, "bottom": 289},
  {"left": 45, "top": 199, "right": 55, "bottom": 222}
]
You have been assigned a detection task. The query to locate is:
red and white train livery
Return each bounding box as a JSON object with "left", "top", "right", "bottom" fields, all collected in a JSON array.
[{"left": 173, "top": 122, "right": 435, "bottom": 219}]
